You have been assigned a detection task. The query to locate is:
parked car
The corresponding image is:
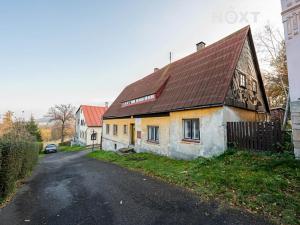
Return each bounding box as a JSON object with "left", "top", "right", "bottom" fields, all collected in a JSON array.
[{"left": 44, "top": 144, "right": 58, "bottom": 154}]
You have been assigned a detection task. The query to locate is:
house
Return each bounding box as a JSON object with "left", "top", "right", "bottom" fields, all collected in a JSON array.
[
  {"left": 281, "top": 0, "right": 300, "bottom": 159},
  {"left": 75, "top": 105, "right": 107, "bottom": 146},
  {"left": 102, "top": 26, "right": 270, "bottom": 159}
]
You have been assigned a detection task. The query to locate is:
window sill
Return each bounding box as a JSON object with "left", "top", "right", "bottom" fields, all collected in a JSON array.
[
  {"left": 147, "top": 140, "right": 159, "bottom": 145},
  {"left": 181, "top": 139, "right": 200, "bottom": 144}
]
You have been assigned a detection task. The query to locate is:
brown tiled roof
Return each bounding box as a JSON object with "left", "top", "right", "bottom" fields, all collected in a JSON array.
[{"left": 104, "top": 26, "right": 253, "bottom": 119}]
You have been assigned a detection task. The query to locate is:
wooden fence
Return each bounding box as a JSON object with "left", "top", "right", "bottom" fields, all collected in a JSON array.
[{"left": 227, "top": 122, "right": 283, "bottom": 151}]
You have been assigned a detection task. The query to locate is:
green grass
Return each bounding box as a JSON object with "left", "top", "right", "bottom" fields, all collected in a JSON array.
[
  {"left": 59, "top": 145, "right": 86, "bottom": 152},
  {"left": 88, "top": 150, "right": 300, "bottom": 225}
]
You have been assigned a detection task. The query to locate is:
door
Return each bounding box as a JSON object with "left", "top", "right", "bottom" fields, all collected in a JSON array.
[{"left": 130, "top": 123, "right": 135, "bottom": 145}]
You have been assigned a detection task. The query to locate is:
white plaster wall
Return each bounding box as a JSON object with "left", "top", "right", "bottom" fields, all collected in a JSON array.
[
  {"left": 168, "top": 108, "right": 226, "bottom": 159},
  {"left": 281, "top": 0, "right": 300, "bottom": 158},
  {"left": 75, "top": 108, "right": 88, "bottom": 146},
  {"left": 85, "top": 127, "right": 102, "bottom": 146},
  {"left": 281, "top": 0, "right": 300, "bottom": 102}
]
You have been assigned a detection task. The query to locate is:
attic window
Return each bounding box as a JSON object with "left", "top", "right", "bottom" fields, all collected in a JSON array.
[
  {"left": 240, "top": 74, "right": 246, "bottom": 88},
  {"left": 122, "top": 94, "right": 156, "bottom": 107},
  {"left": 253, "top": 80, "right": 257, "bottom": 93}
]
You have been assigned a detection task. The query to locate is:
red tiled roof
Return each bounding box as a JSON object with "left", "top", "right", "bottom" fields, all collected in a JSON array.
[
  {"left": 80, "top": 105, "right": 107, "bottom": 127},
  {"left": 104, "top": 26, "right": 258, "bottom": 119}
]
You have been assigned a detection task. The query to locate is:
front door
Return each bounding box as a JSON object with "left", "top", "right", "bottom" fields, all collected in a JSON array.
[{"left": 130, "top": 123, "right": 135, "bottom": 145}]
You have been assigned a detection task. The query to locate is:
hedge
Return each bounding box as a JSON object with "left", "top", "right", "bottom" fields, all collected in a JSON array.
[
  {"left": 59, "top": 140, "right": 71, "bottom": 146},
  {"left": 0, "top": 139, "right": 40, "bottom": 201}
]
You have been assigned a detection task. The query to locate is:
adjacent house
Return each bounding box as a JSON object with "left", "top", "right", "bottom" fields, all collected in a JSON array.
[
  {"left": 281, "top": 0, "right": 300, "bottom": 159},
  {"left": 102, "top": 26, "right": 270, "bottom": 159},
  {"left": 75, "top": 105, "right": 107, "bottom": 146}
]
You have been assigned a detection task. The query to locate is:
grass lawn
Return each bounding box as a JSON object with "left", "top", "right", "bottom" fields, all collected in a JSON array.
[
  {"left": 88, "top": 150, "right": 300, "bottom": 225},
  {"left": 59, "top": 146, "right": 86, "bottom": 152}
]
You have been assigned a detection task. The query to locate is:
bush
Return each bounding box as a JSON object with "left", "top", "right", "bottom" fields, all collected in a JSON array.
[
  {"left": 0, "top": 139, "right": 40, "bottom": 200},
  {"left": 59, "top": 141, "right": 71, "bottom": 146},
  {"left": 37, "top": 142, "right": 44, "bottom": 154}
]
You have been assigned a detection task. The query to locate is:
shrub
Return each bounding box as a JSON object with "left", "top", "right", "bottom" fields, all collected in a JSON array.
[
  {"left": 0, "top": 139, "right": 40, "bottom": 200},
  {"left": 59, "top": 141, "right": 71, "bottom": 146}
]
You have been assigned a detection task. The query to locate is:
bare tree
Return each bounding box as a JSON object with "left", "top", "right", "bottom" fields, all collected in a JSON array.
[
  {"left": 256, "top": 24, "right": 289, "bottom": 108},
  {"left": 47, "top": 104, "right": 75, "bottom": 143}
]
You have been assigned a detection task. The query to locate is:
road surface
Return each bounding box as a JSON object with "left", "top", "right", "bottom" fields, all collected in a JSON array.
[{"left": 0, "top": 150, "right": 272, "bottom": 225}]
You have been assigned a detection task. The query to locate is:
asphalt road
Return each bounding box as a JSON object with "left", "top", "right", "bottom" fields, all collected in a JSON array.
[{"left": 0, "top": 150, "right": 272, "bottom": 225}]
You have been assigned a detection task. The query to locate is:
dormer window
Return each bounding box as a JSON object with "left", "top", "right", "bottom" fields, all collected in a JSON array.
[
  {"left": 122, "top": 94, "right": 156, "bottom": 107},
  {"left": 240, "top": 74, "right": 246, "bottom": 88}
]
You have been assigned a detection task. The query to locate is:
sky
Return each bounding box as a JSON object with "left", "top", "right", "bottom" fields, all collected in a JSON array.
[{"left": 0, "top": 0, "right": 283, "bottom": 120}]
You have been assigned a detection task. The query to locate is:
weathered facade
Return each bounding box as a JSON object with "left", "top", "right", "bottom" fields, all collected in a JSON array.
[{"left": 102, "top": 26, "right": 269, "bottom": 159}]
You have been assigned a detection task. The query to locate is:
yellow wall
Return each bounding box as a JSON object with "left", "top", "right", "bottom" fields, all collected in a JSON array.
[
  {"left": 102, "top": 118, "right": 135, "bottom": 150},
  {"left": 102, "top": 106, "right": 264, "bottom": 158}
]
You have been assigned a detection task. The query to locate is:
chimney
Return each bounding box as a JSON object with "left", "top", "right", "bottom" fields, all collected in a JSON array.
[
  {"left": 196, "top": 41, "right": 206, "bottom": 51},
  {"left": 154, "top": 68, "right": 159, "bottom": 72}
]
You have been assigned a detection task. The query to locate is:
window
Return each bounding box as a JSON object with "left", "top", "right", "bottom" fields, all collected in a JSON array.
[
  {"left": 252, "top": 80, "right": 257, "bottom": 92},
  {"left": 183, "top": 119, "right": 200, "bottom": 141},
  {"left": 122, "top": 94, "right": 156, "bottom": 107},
  {"left": 106, "top": 124, "right": 110, "bottom": 134},
  {"left": 147, "top": 126, "right": 159, "bottom": 143},
  {"left": 123, "top": 125, "right": 127, "bottom": 134},
  {"left": 91, "top": 132, "right": 97, "bottom": 141},
  {"left": 240, "top": 74, "right": 246, "bottom": 87},
  {"left": 113, "top": 125, "right": 118, "bottom": 136}
]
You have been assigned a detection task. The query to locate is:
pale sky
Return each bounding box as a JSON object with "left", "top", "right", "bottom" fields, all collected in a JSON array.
[{"left": 0, "top": 0, "right": 283, "bottom": 120}]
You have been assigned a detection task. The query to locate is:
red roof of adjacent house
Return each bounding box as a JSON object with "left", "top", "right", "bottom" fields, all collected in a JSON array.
[
  {"left": 80, "top": 105, "right": 107, "bottom": 127},
  {"left": 104, "top": 26, "right": 268, "bottom": 119}
]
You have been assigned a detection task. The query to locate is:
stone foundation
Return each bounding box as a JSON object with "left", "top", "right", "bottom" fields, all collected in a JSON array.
[{"left": 291, "top": 101, "right": 300, "bottom": 159}]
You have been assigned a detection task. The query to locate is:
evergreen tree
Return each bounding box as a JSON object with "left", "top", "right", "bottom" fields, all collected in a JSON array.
[{"left": 26, "top": 116, "right": 42, "bottom": 142}]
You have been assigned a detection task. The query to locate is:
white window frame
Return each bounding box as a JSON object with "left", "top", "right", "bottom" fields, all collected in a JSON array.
[
  {"left": 147, "top": 126, "right": 159, "bottom": 143},
  {"left": 240, "top": 74, "right": 246, "bottom": 88},
  {"left": 183, "top": 119, "right": 200, "bottom": 141}
]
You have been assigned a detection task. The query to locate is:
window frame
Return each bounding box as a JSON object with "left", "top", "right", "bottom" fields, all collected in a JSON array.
[
  {"left": 106, "top": 124, "right": 110, "bottom": 135},
  {"left": 113, "top": 124, "right": 118, "bottom": 136},
  {"left": 147, "top": 126, "right": 159, "bottom": 143},
  {"left": 240, "top": 73, "right": 246, "bottom": 88},
  {"left": 183, "top": 119, "right": 200, "bottom": 141},
  {"left": 252, "top": 80, "right": 257, "bottom": 93},
  {"left": 123, "top": 125, "right": 128, "bottom": 134}
]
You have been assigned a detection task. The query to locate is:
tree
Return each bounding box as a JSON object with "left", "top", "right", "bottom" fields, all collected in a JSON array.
[
  {"left": 40, "top": 127, "right": 51, "bottom": 142},
  {"left": 0, "top": 111, "right": 14, "bottom": 136},
  {"left": 47, "top": 104, "right": 75, "bottom": 143},
  {"left": 256, "top": 24, "right": 289, "bottom": 108},
  {"left": 26, "top": 116, "right": 42, "bottom": 142}
]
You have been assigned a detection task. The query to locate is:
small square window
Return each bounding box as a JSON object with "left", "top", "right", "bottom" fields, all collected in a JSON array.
[
  {"left": 183, "top": 119, "right": 200, "bottom": 141},
  {"left": 147, "top": 126, "right": 159, "bottom": 143}
]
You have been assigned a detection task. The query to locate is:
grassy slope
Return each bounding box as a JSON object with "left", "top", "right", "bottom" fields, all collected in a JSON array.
[
  {"left": 58, "top": 146, "right": 86, "bottom": 152},
  {"left": 88, "top": 150, "right": 300, "bottom": 225}
]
